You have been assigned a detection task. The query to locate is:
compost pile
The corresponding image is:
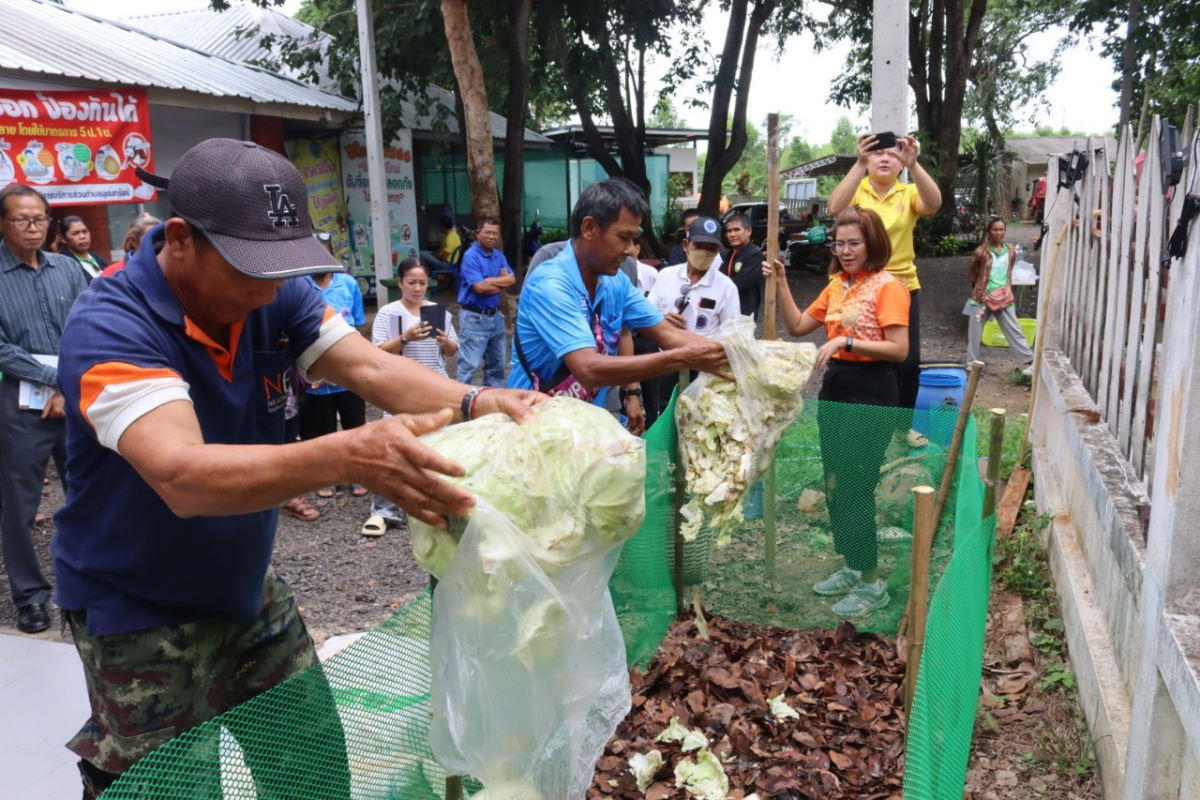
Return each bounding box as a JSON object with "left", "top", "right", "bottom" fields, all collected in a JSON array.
[{"left": 588, "top": 613, "right": 907, "bottom": 799}]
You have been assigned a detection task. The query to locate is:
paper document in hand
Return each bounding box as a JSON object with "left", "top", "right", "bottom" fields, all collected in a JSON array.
[{"left": 18, "top": 355, "right": 58, "bottom": 411}]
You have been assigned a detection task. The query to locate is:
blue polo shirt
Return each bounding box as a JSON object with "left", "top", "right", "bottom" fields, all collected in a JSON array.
[
  {"left": 303, "top": 271, "right": 364, "bottom": 395},
  {"left": 507, "top": 240, "right": 662, "bottom": 402},
  {"left": 458, "top": 242, "right": 509, "bottom": 310},
  {"left": 51, "top": 226, "right": 352, "bottom": 636}
]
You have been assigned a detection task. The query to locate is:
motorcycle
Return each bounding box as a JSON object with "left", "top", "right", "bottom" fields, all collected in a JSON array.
[{"left": 522, "top": 210, "right": 543, "bottom": 261}]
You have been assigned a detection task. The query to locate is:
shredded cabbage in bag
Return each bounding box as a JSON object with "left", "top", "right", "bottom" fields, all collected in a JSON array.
[
  {"left": 411, "top": 397, "right": 647, "bottom": 799},
  {"left": 676, "top": 317, "right": 817, "bottom": 544}
]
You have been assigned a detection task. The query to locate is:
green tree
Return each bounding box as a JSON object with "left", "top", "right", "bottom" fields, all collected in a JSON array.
[
  {"left": 783, "top": 136, "right": 814, "bottom": 170},
  {"left": 1072, "top": 0, "right": 1200, "bottom": 129},
  {"left": 652, "top": 96, "right": 685, "bottom": 129},
  {"left": 828, "top": 116, "right": 858, "bottom": 154}
]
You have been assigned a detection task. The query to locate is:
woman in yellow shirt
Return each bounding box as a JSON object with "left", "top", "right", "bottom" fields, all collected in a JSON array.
[{"left": 829, "top": 133, "right": 940, "bottom": 445}]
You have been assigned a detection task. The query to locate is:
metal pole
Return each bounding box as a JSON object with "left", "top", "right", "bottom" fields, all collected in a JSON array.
[
  {"left": 355, "top": 0, "right": 394, "bottom": 306},
  {"left": 904, "top": 485, "right": 936, "bottom": 721},
  {"left": 983, "top": 408, "right": 1006, "bottom": 519},
  {"left": 763, "top": 113, "right": 781, "bottom": 582}
]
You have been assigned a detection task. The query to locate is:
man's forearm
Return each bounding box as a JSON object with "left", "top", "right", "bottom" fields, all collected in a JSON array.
[
  {"left": 0, "top": 344, "right": 57, "bottom": 386},
  {"left": 310, "top": 335, "right": 470, "bottom": 421},
  {"left": 569, "top": 349, "right": 689, "bottom": 389}
]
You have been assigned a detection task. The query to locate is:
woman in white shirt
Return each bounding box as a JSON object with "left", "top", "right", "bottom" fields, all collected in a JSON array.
[{"left": 361, "top": 258, "right": 460, "bottom": 536}]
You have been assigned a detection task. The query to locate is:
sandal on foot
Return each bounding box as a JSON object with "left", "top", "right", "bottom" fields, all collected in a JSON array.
[
  {"left": 362, "top": 515, "right": 387, "bottom": 537},
  {"left": 905, "top": 429, "right": 930, "bottom": 448},
  {"left": 317, "top": 487, "right": 336, "bottom": 499},
  {"left": 351, "top": 484, "right": 369, "bottom": 498},
  {"left": 281, "top": 497, "right": 320, "bottom": 521}
]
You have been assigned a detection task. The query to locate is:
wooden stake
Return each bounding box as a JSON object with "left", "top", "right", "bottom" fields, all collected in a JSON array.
[
  {"left": 446, "top": 776, "right": 464, "bottom": 800},
  {"left": 983, "top": 408, "right": 1006, "bottom": 519},
  {"left": 996, "top": 465, "right": 1031, "bottom": 538},
  {"left": 763, "top": 113, "right": 781, "bottom": 580},
  {"left": 905, "top": 485, "right": 936, "bottom": 721},
  {"left": 933, "top": 361, "right": 985, "bottom": 527},
  {"left": 1019, "top": 222, "right": 1071, "bottom": 465}
]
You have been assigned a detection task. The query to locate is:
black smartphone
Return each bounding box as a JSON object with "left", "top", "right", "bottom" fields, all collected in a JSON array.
[
  {"left": 699, "top": 297, "right": 717, "bottom": 311},
  {"left": 420, "top": 303, "right": 447, "bottom": 335},
  {"left": 870, "top": 131, "right": 897, "bottom": 151}
]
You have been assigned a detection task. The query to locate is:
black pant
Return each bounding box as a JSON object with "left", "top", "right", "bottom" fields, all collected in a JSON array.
[
  {"left": 0, "top": 378, "right": 66, "bottom": 608},
  {"left": 896, "top": 288, "right": 921, "bottom": 413},
  {"left": 817, "top": 360, "right": 899, "bottom": 573},
  {"left": 298, "top": 391, "right": 366, "bottom": 441}
]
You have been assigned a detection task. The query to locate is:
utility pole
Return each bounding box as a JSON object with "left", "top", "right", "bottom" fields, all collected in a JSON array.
[
  {"left": 355, "top": 0, "right": 393, "bottom": 305},
  {"left": 871, "top": 0, "right": 909, "bottom": 138}
]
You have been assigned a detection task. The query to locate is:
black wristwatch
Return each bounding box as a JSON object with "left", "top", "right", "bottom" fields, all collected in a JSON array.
[{"left": 619, "top": 387, "right": 642, "bottom": 403}]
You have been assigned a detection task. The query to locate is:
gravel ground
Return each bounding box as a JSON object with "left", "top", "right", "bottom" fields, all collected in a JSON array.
[{"left": 0, "top": 223, "right": 1042, "bottom": 643}]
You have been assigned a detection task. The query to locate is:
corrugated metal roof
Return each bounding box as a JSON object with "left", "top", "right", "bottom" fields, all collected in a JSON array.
[
  {"left": 118, "top": 3, "right": 552, "bottom": 144},
  {"left": 123, "top": 5, "right": 316, "bottom": 66},
  {"left": 1004, "top": 136, "right": 1119, "bottom": 166},
  {"left": 0, "top": 0, "right": 358, "bottom": 114}
]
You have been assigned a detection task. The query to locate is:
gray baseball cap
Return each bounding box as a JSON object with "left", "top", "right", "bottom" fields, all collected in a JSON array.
[{"left": 137, "top": 138, "right": 340, "bottom": 279}]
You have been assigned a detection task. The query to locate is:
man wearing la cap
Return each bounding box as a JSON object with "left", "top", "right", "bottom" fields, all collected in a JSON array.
[{"left": 51, "top": 138, "right": 543, "bottom": 798}]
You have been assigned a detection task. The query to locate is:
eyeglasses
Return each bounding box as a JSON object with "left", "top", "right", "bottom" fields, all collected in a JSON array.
[
  {"left": 674, "top": 283, "right": 692, "bottom": 312},
  {"left": 4, "top": 216, "right": 52, "bottom": 230},
  {"left": 831, "top": 240, "right": 864, "bottom": 252}
]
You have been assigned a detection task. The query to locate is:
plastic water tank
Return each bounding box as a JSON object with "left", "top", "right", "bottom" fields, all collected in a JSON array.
[{"left": 913, "top": 365, "right": 967, "bottom": 445}]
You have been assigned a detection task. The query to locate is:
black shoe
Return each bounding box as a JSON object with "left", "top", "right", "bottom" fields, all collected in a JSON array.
[{"left": 17, "top": 603, "right": 50, "bottom": 634}]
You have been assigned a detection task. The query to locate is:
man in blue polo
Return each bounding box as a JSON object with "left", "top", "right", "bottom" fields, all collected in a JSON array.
[
  {"left": 51, "top": 139, "right": 542, "bottom": 798},
  {"left": 457, "top": 215, "right": 513, "bottom": 386},
  {"left": 509, "top": 178, "right": 729, "bottom": 410}
]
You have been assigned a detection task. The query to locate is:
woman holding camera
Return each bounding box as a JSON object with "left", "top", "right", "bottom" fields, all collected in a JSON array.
[
  {"left": 764, "top": 207, "right": 910, "bottom": 617},
  {"left": 828, "top": 133, "right": 940, "bottom": 445}
]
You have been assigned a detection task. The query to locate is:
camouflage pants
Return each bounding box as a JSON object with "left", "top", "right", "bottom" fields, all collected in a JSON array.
[{"left": 66, "top": 567, "right": 350, "bottom": 798}]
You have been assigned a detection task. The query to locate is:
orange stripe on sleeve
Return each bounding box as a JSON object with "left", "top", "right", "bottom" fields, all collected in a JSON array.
[{"left": 80, "top": 362, "right": 183, "bottom": 430}]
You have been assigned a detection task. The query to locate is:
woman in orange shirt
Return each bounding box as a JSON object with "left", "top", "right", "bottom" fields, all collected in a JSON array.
[{"left": 764, "top": 206, "right": 910, "bottom": 617}]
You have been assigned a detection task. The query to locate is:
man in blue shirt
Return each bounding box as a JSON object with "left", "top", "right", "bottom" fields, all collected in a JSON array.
[
  {"left": 457, "top": 216, "right": 513, "bottom": 386},
  {"left": 510, "top": 178, "right": 729, "bottom": 413},
  {"left": 50, "top": 139, "right": 542, "bottom": 798}
]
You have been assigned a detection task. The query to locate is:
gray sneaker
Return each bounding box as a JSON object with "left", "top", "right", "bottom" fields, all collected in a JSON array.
[
  {"left": 813, "top": 567, "right": 862, "bottom": 596},
  {"left": 831, "top": 580, "right": 890, "bottom": 617}
]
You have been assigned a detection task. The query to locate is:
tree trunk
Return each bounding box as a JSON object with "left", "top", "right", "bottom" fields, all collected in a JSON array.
[
  {"left": 502, "top": 0, "right": 533, "bottom": 273},
  {"left": 550, "top": 20, "right": 623, "bottom": 176},
  {"left": 441, "top": 0, "right": 501, "bottom": 224},
  {"left": 697, "top": 0, "right": 775, "bottom": 216}
]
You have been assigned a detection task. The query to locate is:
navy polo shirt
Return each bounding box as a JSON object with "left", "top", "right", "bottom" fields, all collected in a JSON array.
[{"left": 52, "top": 227, "right": 353, "bottom": 636}]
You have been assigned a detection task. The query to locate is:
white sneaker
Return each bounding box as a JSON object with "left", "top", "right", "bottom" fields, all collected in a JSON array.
[
  {"left": 813, "top": 567, "right": 862, "bottom": 596},
  {"left": 906, "top": 429, "right": 929, "bottom": 448},
  {"left": 831, "top": 580, "right": 890, "bottom": 617},
  {"left": 1021, "top": 363, "right": 1034, "bottom": 377}
]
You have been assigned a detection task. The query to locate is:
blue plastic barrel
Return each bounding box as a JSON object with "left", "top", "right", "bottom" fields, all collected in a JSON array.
[{"left": 913, "top": 366, "right": 967, "bottom": 445}]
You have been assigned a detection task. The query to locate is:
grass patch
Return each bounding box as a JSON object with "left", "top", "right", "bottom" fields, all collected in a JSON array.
[{"left": 974, "top": 406, "right": 1029, "bottom": 481}]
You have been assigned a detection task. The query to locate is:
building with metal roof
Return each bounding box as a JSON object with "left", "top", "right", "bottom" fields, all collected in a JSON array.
[
  {"left": 0, "top": 0, "right": 359, "bottom": 122},
  {"left": 118, "top": 3, "right": 553, "bottom": 145}
]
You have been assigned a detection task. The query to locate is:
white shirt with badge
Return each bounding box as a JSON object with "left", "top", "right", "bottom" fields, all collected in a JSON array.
[
  {"left": 646, "top": 262, "right": 742, "bottom": 338},
  {"left": 635, "top": 260, "right": 658, "bottom": 295}
]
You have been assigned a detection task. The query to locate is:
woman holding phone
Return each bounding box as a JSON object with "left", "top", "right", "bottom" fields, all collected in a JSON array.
[
  {"left": 764, "top": 207, "right": 910, "bottom": 617},
  {"left": 361, "top": 257, "right": 460, "bottom": 536},
  {"left": 828, "top": 131, "right": 940, "bottom": 447}
]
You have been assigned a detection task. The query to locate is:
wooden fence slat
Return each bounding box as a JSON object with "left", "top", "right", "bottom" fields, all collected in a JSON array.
[
  {"left": 1098, "top": 127, "right": 1131, "bottom": 422},
  {"left": 1130, "top": 125, "right": 1167, "bottom": 478},
  {"left": 1106, "top": 127, "right": 1138, "bottom": 437},
  {"left": 1117, "top": 118, "right": 1157, "bottom": 457},
  {"left": 1085, "top": 138, "right": 1112, "bottom": 394}
]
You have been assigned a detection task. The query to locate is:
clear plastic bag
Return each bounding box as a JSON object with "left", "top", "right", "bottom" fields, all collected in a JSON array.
[
  {"left": 411, "top": 398, "right": 646, "bottom": 799},
  {"left": 675, "top": 316, "right": 817, "bottom": 544}
]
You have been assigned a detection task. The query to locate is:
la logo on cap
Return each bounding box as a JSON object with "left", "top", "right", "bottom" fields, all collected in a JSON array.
[{"left": 264, "top": 184, "right": 300, "bottom": 228}]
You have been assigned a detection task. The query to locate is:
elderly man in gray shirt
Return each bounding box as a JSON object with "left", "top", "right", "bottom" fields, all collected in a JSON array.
[{"left": 0, "top": 184, "right": 89, "bottom": 633}]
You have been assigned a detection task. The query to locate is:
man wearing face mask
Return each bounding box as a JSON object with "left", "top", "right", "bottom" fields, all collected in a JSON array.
[
  {"left": 647, "top": 216, "right": 741, "bottom": 338},
  {"left": 643, "top": 216, "right": 741, "bottom": 423}
]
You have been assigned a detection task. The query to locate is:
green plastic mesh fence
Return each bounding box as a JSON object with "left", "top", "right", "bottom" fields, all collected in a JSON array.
[{"left": 101, "top": 398, "right": 992, "bottom": 799}]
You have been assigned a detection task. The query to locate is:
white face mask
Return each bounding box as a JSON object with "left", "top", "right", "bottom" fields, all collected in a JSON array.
[{"left": 687, "top": 248, "right": 718, "bottom": 272}]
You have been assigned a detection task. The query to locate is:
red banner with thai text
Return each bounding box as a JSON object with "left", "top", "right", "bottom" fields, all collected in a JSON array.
[{"left": 0, "top": 88, "right": 156, "bottom": 205}]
